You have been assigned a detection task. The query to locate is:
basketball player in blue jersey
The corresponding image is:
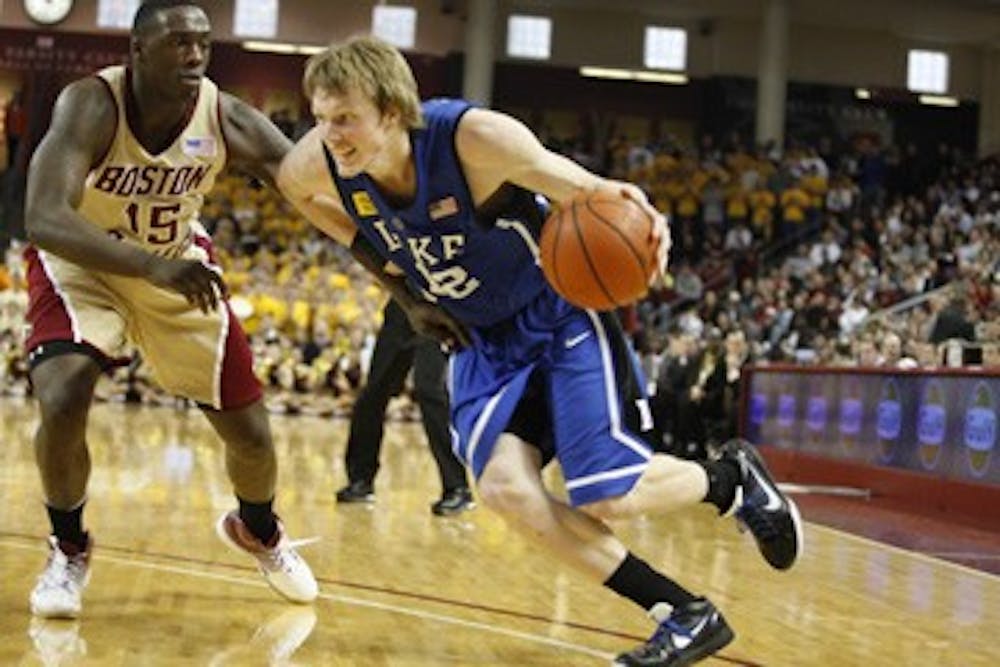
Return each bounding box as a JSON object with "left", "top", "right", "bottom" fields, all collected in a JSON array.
[
  {"left": 280, "top": 36, "right": 803, "bottom": 666},
  {"left": 21, "top": 0, "right": 318, "bottom": 617}
]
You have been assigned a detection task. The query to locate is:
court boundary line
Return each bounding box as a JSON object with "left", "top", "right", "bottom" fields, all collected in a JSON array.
[
  {"left": 807, "top": 523, "right": 1000, "bottom": 581},
  {"left": 2, "top": 529, "right": 641, "bottom": 639},
  {"left": 0, "top": 537, "right": 613, "bottom": 662},
  {"left": 922, "top": 552, "right": 1000, "bottom": 560},
  {"left": 0, "top": 534, "right": 764, "bottom": 666}
]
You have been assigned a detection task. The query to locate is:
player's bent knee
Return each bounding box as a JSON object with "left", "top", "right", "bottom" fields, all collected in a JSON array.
[
  {"left": 476, "top": 476, "right": 520, "bottom": 515},
  {"left": 477, "top": 473, "right": 541, "bottom": 518},
  {"left": 226, "top": 425, "right": 274, "bottom": 457},
  {"left": 32, "top": 355, "right": 100, "bottom": 425},
  {"left": 239, "top": 432, "right": 274, "bottom": 454},
  {"left": 210, "top": 404, "right": 275, "bottom": 457},
  {"left": 34, "top": 378, "right": 94, "bottom": 426},
  {"left": 579, "top": 494, "right": 637, "bottom": 521}
]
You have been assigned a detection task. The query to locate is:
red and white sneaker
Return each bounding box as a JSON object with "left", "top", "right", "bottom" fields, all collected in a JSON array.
[
  {"left": 215, "top": 511, "right": 318, "bottom": 603},
  {"left": 30, "top": 535, "right": 92, "bottom": 619}
]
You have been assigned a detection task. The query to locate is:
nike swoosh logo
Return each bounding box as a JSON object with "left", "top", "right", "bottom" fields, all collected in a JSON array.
[
  {"left": 565, "top": 332, "right": 591, "bottom": 349},
  {"left": 757, "top": 470, "right": 784, "bottom": 511},
  {"left": 672, "top": 614, "right": 710, "bottom": 649}
]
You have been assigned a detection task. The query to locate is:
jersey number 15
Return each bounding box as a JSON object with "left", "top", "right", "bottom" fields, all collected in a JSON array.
[{"left": 125, "top": 202, "right": 181, "bottom": 245}]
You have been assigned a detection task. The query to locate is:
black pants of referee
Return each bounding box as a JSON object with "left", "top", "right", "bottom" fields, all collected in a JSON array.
[{"left": 343, "top": 299, "right": 468, "bottom": 493}]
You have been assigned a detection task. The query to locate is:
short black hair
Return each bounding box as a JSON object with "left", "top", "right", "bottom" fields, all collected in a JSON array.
[{"left": 132, "top": 0, "right": 201, "bottom": 34}]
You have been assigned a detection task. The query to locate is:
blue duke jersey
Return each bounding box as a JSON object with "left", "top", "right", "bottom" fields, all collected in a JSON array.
[
  {"left": 326, "top": 99, "right": 657, "bottom": 506},
  {"left": 326, "top": 99, "right": 548, "bottom": 328}
]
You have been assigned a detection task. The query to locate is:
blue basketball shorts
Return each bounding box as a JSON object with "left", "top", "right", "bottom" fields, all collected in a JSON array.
[{"left": 447, "top": 287, "right": 656, "bottom": 506}]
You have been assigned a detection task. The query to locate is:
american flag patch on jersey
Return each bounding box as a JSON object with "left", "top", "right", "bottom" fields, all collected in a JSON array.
[
  {"left": 182, "top": 136, "right": 217, "bottom": 157},
  {"left": 428, "top": 195, "right": 459, "bottom": 220}
]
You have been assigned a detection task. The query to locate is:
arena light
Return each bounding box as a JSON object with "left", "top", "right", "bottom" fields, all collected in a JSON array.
[
  {"left": 242, "top": 41, "right": 325, "bottom": 55},
  {"left": 918, "top": 94, "right": 959, "bottom": 107},
  {"left": 579, "top": 66, "right": 687, "bottom": 84},
  {"left": 634, "top": 70, "right": 689, "bottom": 84},
  {"left": 855, "top": 88, "right": 871, "bottom": 99},
  {"left": 242, "top": 40, "right": 296, "bottom": 54},
  {"left": 579, "top": 66, "right": 633, "bottom": 80}
]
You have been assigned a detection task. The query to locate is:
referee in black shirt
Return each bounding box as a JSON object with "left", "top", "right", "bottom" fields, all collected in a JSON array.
[{"left": 335, "top": 299, "right": 473, "bottom": 515}]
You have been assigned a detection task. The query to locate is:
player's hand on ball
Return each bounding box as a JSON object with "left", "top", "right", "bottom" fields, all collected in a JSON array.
[
  {"left": 650, "top": 212, "right": 671, "bottom": 284},
  {"left": 606, "top": 180, "right": 670, "bottom": 285}
]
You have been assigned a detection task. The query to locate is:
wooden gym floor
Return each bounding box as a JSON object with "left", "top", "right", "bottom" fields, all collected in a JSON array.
[{"left": 0, "top": 398, "right": 997, "bottom": 666}]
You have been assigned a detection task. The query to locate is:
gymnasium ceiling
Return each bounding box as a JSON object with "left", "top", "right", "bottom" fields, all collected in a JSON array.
[{"left": 502, "top": 0, "right": 1000, "bottom": 47}]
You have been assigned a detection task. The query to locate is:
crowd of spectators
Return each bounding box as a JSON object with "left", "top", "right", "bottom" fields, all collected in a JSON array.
[
  {"left": 624, "top": 137, "right": 999, "bottom": 454},
  {"left": 1, "top": 124, "right": 998, "bottom": 451}
]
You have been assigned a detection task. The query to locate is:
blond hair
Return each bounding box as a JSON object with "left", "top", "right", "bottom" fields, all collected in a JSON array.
[{"left": 304, "top": 35, "right": 423, "bottom": 129}]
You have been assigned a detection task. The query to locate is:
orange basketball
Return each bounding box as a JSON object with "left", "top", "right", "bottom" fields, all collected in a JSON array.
[{"left": 539, "top": 191, "right": 657, "bottom": 310}]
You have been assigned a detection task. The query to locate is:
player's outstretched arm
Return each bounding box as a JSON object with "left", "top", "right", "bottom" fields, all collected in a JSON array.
[
  {"left": 25, "top": 79, "right": 162, "bottom": 277},
  {"left": 456, "top": 108, "right": 669, "bottom": 279},
  {"left": 455, "top": 108, "right": 603, "bottom": 202}
]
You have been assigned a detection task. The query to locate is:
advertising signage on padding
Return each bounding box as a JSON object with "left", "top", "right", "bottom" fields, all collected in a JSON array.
[{"left": 743, "top": 366, "right": 1000, "bottom": 486}]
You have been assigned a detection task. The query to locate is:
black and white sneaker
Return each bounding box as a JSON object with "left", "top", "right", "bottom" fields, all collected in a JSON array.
[
  {"left": 335, "top": 480, "right": 375, "bottom": 504},
  {"left": 613, "top": 598, "right": 734, "bottom": 667},
  {"left": 720, "top": 438, "right": 803, "bottom": 571},
  {"left": 431, "top": 487, "right": 475, "bottom": 516}
]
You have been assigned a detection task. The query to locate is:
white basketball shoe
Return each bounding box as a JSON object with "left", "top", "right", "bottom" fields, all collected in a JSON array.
[
  {"left": 30, "top": 535, "right": 92, "bottom": 619},
  {"left": 215, "top": 511, "right": 318, "bottom": 603}
]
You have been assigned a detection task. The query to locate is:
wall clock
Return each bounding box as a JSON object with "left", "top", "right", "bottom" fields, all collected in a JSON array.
[{"left": 23, "top": 0, "right": 75, "bottom": 26}]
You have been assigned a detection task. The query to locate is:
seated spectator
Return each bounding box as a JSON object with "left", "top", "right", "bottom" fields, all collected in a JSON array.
[
  {"left": 854, "top": 335, "right": 882, "bottom": 367},
  {"left": 929, "top": 293, "right": 975, "bottom": 344},
  {"left": 982, "top": 343, "right": 1000, "bottom": 368},
  {"left": 783, "top": 244, "right": 817, "bottom": 281},
  {"left": 809, "top": 228, "right": 843, "bottom": 267},
  {"left": 724, "top": 220, "right": 753, "bottom": 254},
  {"left": 879, "top": 331, "right": 918, "bottom": 368},
  {"left": 838, "top": 291, "right": 871, "bottom": 335},
  {"left": 673, "top": 262, "right": 704, "bottom": 303}
]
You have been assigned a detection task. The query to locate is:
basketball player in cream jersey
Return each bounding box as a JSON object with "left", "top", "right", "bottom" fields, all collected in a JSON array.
[{"left": 22, "top": 0, "right": 316, "bottom": 617}]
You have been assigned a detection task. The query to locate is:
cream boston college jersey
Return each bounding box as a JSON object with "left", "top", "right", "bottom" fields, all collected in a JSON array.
[{"left": 79, "top": 65, "right": 227, "bottom": 258}]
